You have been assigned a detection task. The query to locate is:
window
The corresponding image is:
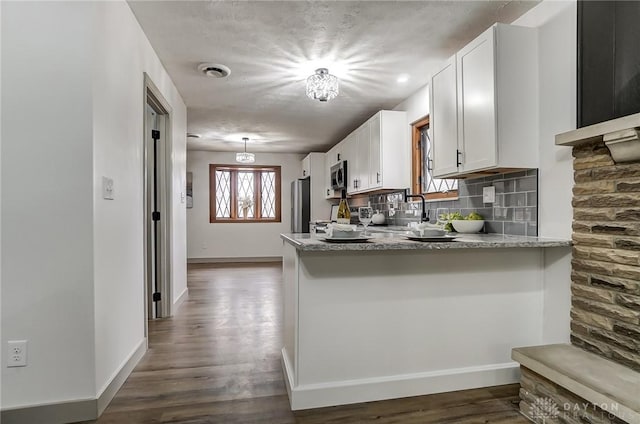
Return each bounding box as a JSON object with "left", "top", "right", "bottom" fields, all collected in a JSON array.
[
  {"left": 411, "top": 116, "right": 458, "bottom": 199},
  {"left": 209, "top": 164, "right": 281, "bottom": 223}
]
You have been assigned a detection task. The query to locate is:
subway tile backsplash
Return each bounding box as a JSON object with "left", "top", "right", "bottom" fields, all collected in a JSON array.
[{"left": 365, "top": 169, "right": 538, "bottom": 236}]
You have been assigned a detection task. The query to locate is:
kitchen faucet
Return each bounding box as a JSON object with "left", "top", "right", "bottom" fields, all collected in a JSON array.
[{"left": 403, "top": 189, "right": 429, "bottom": 223}]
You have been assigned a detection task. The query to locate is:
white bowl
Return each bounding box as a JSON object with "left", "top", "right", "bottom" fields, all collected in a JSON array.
[{"left": 451, "top": 220, "right": 484, "bottom": 233}]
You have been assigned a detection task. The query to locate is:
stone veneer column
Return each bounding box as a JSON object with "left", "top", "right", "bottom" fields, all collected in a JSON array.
[{"left": 570, "top": 140, "right": 640, "bottom": 372}]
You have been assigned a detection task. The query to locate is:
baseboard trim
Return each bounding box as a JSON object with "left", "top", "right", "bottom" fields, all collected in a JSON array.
[
  {"left": 187, "top": 256, "right": 282, "bottom": 264},
  {"left": 281, "top": 348, "right": 295, "bottom": 402},
  {"left": 173, "top": 287, "right": 189, "bottom": 311},
  {"left": 1, "top": 398, "right": 97, "bottom": 424},
  {"left": 284, "top": 360, "right": 520, "bottom": 410},
  {"left": 2, "top": 339, "right": 147, "bottom": 424},
  {"left": 96, "top": 338, "right": 147, "bottom": 415}
]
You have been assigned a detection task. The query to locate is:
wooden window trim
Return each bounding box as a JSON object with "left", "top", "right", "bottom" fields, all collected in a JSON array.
[
  {"left": 411, "top": 115, "right": 459, "bottom": 200},
  {"left": 209, "top": 164, "right": 281, "bottom": 223}
]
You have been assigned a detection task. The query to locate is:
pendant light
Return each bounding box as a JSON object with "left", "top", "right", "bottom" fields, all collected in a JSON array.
[{"left": 236, "top": 137, "right": 255, "bottom": 163}]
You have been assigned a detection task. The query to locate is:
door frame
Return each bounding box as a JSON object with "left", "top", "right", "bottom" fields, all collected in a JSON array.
[{"left": 143, "top": 73, "right": 173, "bottom": 330}]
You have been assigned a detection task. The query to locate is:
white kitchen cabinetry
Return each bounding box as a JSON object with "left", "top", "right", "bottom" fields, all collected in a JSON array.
[
  {"left": 430, "top": 55, "right": 459, "bottom": 176},
  {"left": 324, "top": 145, "right": 340, "bottom": 199},
  {"left": 367, "top": 110, "right": 408, "bottom": 191},
  {"left": 331, "top": 110, "right": 408, "bottom": 195},
  {"left": 346, "top": 124, "right": 371, "bottom": 194},
  {"left": 301, "top": 152, "right": 331, "bottom": 222},
  {"left": 430, "top": 23, "right": 538, "bottom": 178},
  {"left": 301, "top": 155, "right": 310, "bottom": 178}
]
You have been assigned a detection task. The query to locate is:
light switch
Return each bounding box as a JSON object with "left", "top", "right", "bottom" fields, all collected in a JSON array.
[
  {"left": 483, "top": 186, "right": 495, "bottom": 204},
  {"left": 102, "top": 177, "right": 114, "bottom": 200}
]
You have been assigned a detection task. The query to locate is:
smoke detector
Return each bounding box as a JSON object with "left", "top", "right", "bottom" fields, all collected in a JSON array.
[{"left": 197, "top": 63, "right": 231, "bottom": 78}]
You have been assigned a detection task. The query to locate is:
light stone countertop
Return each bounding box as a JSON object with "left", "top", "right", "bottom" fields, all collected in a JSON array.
[{"left": 281, "top": 232, "right": 572, "bottom": 252}]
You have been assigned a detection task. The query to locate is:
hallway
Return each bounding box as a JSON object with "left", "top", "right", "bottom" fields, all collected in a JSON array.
[{"left": 91, "top": 263, "right": 528, "bottom": 423}]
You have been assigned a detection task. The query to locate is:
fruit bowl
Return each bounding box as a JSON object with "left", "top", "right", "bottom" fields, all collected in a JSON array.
[{"left": 451, "top": 220, "right": 484, "bottom": 233}]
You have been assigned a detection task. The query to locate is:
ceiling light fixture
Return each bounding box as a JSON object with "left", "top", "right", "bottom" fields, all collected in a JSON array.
[
  {"left": 236, "top": 137, "right": 255, "bottom": 163},
  {"left": 306, "top": 68, "right": 339, "bottom": 102}
]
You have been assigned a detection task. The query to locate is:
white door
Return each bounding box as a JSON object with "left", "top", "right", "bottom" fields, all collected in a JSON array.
[
  {"left": 144, "top": 85, "right": 172, "bottom": 321},
  {"left": 430, "top": 55, "right": 459, "bottom": 177},
  {"left": 457, "top": 26, "right": 497, "bottom": 173}
]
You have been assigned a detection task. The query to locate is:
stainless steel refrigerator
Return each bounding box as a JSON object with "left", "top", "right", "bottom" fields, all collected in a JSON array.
[{"left": 291, "top": 177, "right": 310, "bottom": 233}]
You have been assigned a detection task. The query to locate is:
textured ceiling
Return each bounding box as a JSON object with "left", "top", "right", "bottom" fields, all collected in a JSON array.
[{"left": 128, "top": 1, "right": 539, "bottom": 153}]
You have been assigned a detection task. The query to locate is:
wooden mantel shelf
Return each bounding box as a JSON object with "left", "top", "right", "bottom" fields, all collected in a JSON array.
[{"left": 556, "top": 111, "right": 640, "bottom": 146}]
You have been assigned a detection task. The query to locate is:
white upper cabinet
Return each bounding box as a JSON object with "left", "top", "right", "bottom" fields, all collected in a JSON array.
[
  {"left": 329, "top": 110, "right": 408, "bottom": 195},
  {"left": 301, "top": 155, "right": 310, "bottom": 178},
  {"left": 429, "top": 55, "right": 459, "bottom": 176},
  {"left": 301, "top": 152, "right": 331, "bottom": 221},
  {"left": 430, "top": 23, "right": 539, "bottom": 178},
  {"left": 353, "top": 123, "right": 370, "bottom": 193},
  {"left": 457, "top": 27, "right": 497, "bottom": 172},
  {"left": 368, "top": 110, "right": 408, "bottom": 191}
]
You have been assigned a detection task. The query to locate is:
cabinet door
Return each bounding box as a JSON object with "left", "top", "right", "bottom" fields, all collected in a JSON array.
[
  {"left": 369, "top": 113, "right": 382, "bottom": 189},
  {"left": 430, "top": 55, "right": 459, "bottom": 177},
  {"left": 456, "top": 26, "right": 497, "bottom": 173},
  {"left": 302, "top": 155, "right": 310, "bottom": 178},
  {"left": 356, "top": 124, "right": 370, "bottom": 192},
  {"left": 343, "top": 133, "right": 357, "bottom": 194}
]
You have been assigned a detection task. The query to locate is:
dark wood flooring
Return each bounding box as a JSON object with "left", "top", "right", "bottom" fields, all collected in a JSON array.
[{"left": 89, "top": 262, "right": 528, "bottom": 424}]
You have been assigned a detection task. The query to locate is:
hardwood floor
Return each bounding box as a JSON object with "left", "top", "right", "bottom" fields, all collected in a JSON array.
[{"left": 89, "top": 262, "right": 528, "bottom": 424}]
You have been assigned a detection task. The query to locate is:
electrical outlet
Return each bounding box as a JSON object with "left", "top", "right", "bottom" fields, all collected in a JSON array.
[
  {"left": 7, "top": 340, "right": 27, "bottom": 367},
  {"left": 483, "top": 186, "right": 496, "bottom": 204}
]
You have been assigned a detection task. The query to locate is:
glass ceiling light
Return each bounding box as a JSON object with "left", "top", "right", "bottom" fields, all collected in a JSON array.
[
  {"left": 306, "top": 68, "right": 339, "bottom": 102},
  {"left": 236, "top": 137, "right": 255, "bottom": 163}
]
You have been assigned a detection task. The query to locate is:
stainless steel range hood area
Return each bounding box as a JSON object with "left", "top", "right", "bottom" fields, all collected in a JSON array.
[{"left": 556, "top": 111, "right": 640, "bottom": 162}]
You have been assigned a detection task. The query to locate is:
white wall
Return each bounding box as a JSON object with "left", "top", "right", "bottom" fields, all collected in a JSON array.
[
  {"left": 393, "top": 84, "right": 429, "bottom": 191},
  {"left": 513, "top": 0, "right": 576, "bottom": 343},
  {"left": 1, "top": 0, "right": 187, "bottom": 411},
  {"left": 2, "top": 2, "right": 96, "bottom": 407},
  {"left": 187, "top": 151, "right": 303, "bottom": 259},
  {"left": 91, "top": 1, "right": 187, "bottom": 395}
]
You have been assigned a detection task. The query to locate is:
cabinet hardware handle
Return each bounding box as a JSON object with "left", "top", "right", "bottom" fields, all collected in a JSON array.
[
  {"left": 427, "top": 159, "right": 433, "bottom": 172},
  {"left": 327, "top": 189, "right": 330, "bottom": 196},
  {"left": 456, "top": 150, "right": 463, "bottom": 167},
  {"left": 337, "top": 153, "right": 341, "bottom": 161},
  {"left": 303, "top": 170, "right": 306, "bottom": 176},
  {"left": 376, "top": 172, "right": 381, "bottom": 183}
]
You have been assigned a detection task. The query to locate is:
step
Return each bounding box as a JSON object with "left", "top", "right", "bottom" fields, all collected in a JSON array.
[{"left": 512, "top": 344, "right": 640, "bottom": 424}]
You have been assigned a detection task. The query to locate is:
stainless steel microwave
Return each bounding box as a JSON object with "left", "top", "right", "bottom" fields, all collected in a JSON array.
[{"left": 330, "top": 161, "right": 347, "bottom": 190}]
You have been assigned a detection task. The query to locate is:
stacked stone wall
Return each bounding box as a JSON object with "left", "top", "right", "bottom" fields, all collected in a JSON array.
[{"left": 570, "top": 141, "right": 640, "bottom": 371}]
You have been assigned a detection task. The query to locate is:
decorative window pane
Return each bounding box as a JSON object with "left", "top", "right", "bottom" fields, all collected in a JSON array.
[
  {"left": 210, "top": 165, "right": 281, "bottom": 223},
  {"left": 237, "top": 171, "right": 254, "bottom": 218},
  {"left": 422, "top": 128, "right": 458, "bottom": 194},
  {"left": 215, "top": 170, "right": 231, "bottom": 218},
  {"left": 261, "top": 171, "right": 276, "bottom": 218}
]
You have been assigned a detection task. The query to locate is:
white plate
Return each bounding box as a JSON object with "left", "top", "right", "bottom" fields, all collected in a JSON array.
[
  {"left": 319, "top": 236, "right": 371, "bottom": 243},
  {"left": 405, "top": 235, "right": 458, "bottom": 242}
]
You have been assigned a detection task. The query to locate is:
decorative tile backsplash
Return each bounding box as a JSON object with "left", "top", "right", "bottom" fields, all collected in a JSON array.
[{"left": 351, "top": 170, "right": 538, "bottom": 236}]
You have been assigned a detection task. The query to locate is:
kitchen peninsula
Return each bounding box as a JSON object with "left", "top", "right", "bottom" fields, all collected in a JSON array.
[{"left": 280, "top": 233, "right": 571, "bottom": 410}]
